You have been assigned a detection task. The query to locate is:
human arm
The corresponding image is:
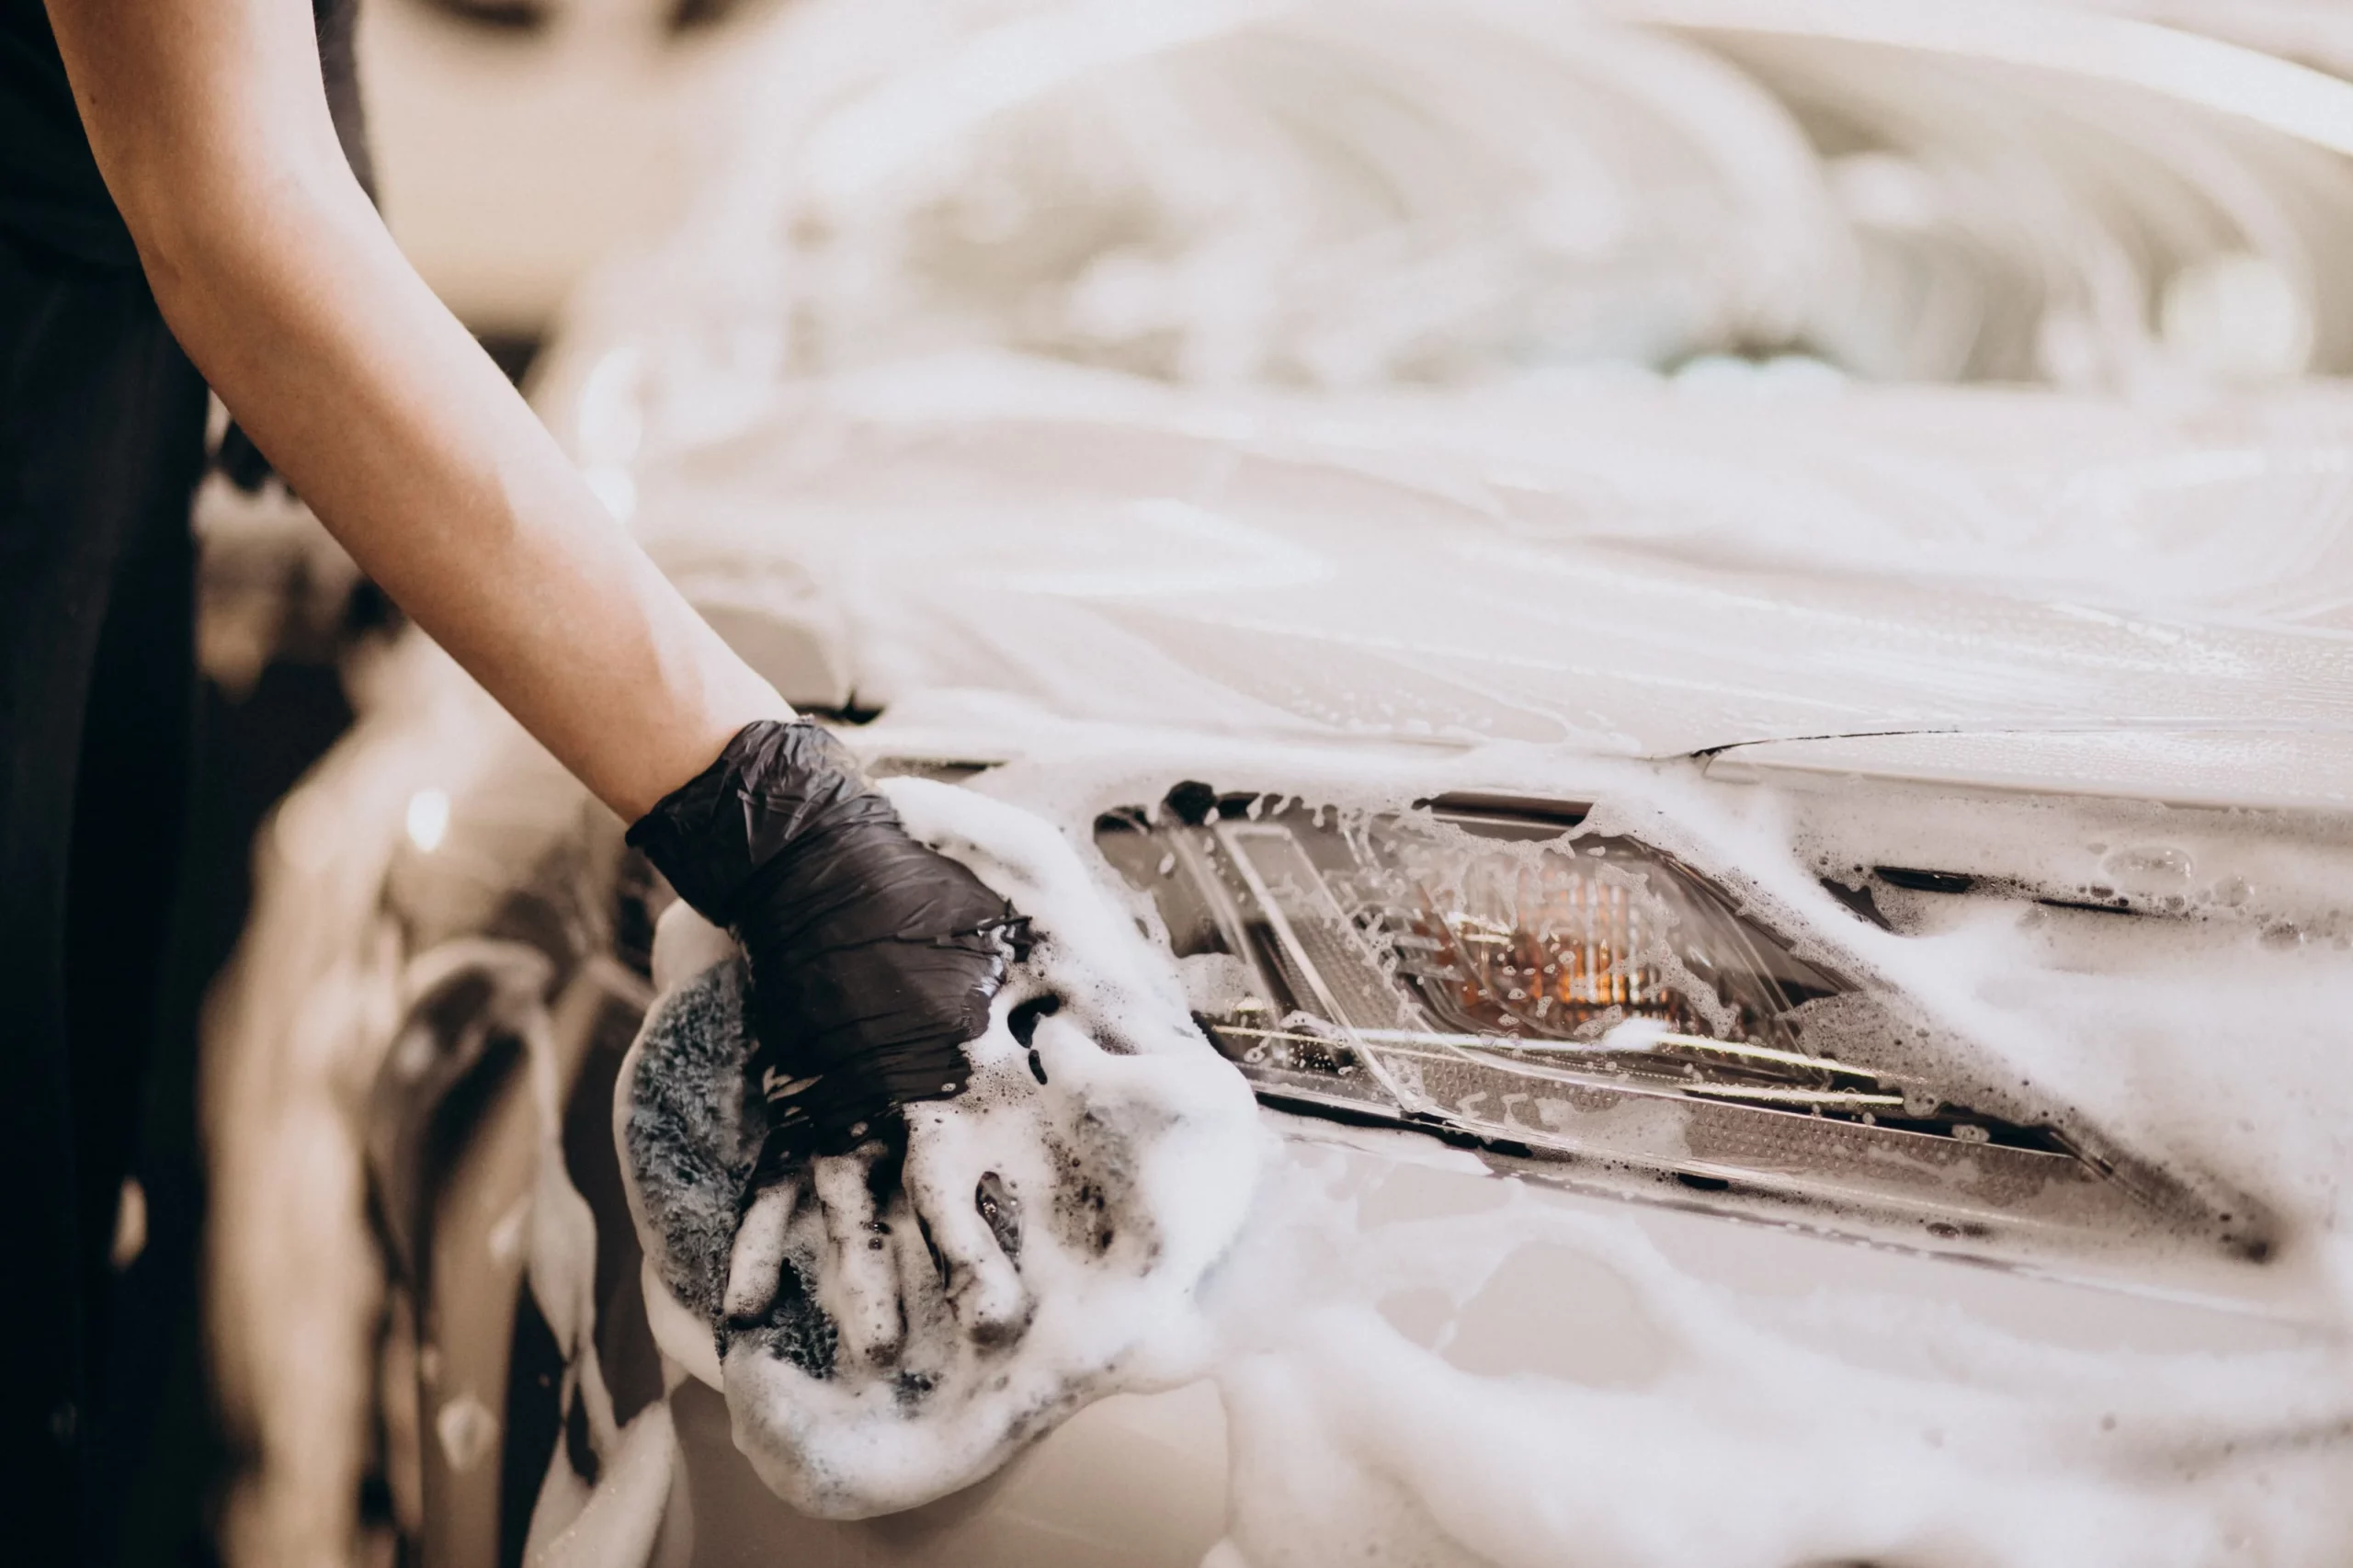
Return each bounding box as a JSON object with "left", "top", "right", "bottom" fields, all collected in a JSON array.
[
  {"left": 44, "top": 0, "right": 779, "bottom": 818},
  {"left": 48, "top": 1, "right": 1026, "bottom": 1351}
]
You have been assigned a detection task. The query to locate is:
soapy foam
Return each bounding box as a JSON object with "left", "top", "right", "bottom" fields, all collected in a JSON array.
[
  {"left": 961, "top": 739, "right": 2353, "bottom": 1271},
  {"left": 617, "top": 777, "right": 1263, "bottom": 1517},
  {"left": 1202, "top": 1138, "right": 2353, "bottom": 1568},
  {"left": 1615, "top": 764, "right": 2353, "bottom": 1290},
  {"left": 597, "top": 739, "right": 2353, "bottom": 1563},
  {"left": 534, "top": 0, "right": 2353, "bottom": 477},
  {"left": 769, "top": 740, "right": 2347, "bottom": 1565}
]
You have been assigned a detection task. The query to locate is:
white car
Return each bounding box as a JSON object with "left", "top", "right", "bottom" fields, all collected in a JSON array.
[{"left": 205, "top": 5, "right": 2353, "bottom": 1566}]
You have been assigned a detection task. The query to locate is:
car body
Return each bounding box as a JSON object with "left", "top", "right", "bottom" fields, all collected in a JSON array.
[
  {"left": 208, "top": 365, "right": 2353, "bottom": 1567},
  {"left": 205, "top": 5, "right": 2353, "bottom": 1565}
]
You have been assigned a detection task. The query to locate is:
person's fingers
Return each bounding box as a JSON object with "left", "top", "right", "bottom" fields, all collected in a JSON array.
[
  {"left": 812, "top": 1149, "right": 904, "bottom": 1368},
  {"left": 885, "top": 1182, "right": 951, "bottom": 1348},
  {"left": 904, "top": 1110, "right": 1031, "bottom": 1347},
  {"left": 723, "top": 1176, "right": 800, "bottom": 1329}
]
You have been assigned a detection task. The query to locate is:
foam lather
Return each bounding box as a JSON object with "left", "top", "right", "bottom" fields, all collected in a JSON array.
[{"left": 616, "top": 778, "right": 1264, "bottom": 1517}]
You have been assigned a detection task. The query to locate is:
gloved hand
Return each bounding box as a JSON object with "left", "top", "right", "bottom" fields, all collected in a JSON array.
[{"left": 626, "top": 721, "right": 1025, "bottom": 1169}]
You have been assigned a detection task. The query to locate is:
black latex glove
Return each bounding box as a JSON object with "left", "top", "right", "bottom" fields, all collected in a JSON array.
[{"left": 627, "top": 721, "right": 1025, "bottom": 1164}]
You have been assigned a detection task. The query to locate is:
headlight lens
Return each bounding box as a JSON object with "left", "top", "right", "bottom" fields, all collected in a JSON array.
[{"left": 1097, "top": 788, "right": 2256, "bottom": 1256}]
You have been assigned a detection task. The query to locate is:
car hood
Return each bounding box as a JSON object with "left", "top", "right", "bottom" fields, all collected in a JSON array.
[{"left": 620, "top": 357, "right": 2353, "bottom": 774}]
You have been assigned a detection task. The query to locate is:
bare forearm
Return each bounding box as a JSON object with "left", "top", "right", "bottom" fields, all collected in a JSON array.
[
  {"left": 47, "top": 0, "right": 787, "bottom": 820},
  {"left": 152, "top": 181, "right": 787, "bottom": 817}
]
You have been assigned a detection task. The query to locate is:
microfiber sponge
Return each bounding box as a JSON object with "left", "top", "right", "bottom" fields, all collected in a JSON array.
[{"left": 614, "top": 778, "right": 1263, "bottom": 1517}]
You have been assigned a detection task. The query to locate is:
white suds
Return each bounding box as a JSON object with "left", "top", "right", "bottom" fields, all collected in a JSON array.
[
  {"left": 885, "top": 744, "right": 2353, "bottom": 1566},
  {"left": 1199, "top": 1134, "right": 2353, "bottom": 1568}
]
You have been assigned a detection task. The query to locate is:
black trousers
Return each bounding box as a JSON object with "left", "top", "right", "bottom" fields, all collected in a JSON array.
[{"left": 0, "top": 229, "right": 210, "bottom": 1564}]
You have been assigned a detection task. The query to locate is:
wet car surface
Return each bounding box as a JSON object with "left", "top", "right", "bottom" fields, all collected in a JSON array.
[{"left": 206, "top": 4, "right": 2353, "bottom": 1564}]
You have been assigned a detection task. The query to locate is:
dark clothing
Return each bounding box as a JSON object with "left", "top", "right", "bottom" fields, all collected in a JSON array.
[
  {"left": 0, "top": 0, "right": 127, "bottom": 265},
  {"left": 0, "top": 229, "right": 210, "bottom": 1563},
  {"left": 0, "top": 4, "right": 369, "bottom": 1561},
  {"left": 0, "top": 0, "right": 372, "bottom": 267}
]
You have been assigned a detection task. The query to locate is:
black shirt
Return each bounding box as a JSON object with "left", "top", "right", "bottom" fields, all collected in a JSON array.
[{"left": 0, "top": 0, "right": 372, "bottom": 268}]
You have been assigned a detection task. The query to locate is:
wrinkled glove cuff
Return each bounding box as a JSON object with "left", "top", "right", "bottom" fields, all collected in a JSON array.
[{"left": 624, "top": 719, "right": 871, "bottom": 927}]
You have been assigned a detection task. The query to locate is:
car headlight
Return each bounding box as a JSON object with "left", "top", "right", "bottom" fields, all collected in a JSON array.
[{"left": 1097, "top": 784, "right": 2260, "bottom": 1258}]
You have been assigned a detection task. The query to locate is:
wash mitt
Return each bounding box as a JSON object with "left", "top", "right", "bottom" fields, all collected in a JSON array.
[{"left": 615, "top": 777, "right": 1262, "bottom": 1517}]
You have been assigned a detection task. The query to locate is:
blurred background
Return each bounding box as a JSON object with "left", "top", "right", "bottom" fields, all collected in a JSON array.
[{"left": 144, "top": 1, "right": 2353, "bottom": 1562}]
